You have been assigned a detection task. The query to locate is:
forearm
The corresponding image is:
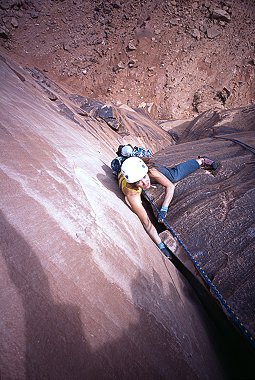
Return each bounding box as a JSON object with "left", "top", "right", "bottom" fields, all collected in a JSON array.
[
  {"left": 157, "top": 184, "right": 175, "bottom": 223},
  {"left": 125, "top": 193, "right": 162, "bottom": 245},
  {"left": 162, "top": 184, "right": 175, "bottom": 208},
  {"left": 142, "top": 217, "right": 161, "bottom": 245}
]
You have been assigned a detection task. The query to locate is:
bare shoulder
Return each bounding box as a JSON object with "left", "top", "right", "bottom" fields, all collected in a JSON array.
[
  {"left": 149, "top": 167, "right": 166, "bottom": 181},
  {"left": 148, "top": 166, "right": 161, "bottom": 178},
  {"left": 149, "top": 167, "right": 174, "bottom": 187},
  {"left": 126, "top": 190, "right": 141, "bottom": 203}
]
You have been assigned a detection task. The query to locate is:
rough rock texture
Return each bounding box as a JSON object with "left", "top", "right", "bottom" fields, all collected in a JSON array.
[
  {"left": 0, "top": 54, "right": 235, "bottom": 379},
  {"left": 16, "top": 62, "right": 175, "bottom": 152},
  {"left": 0, "top": 0, "right": 255, "bottom": 119},
  {"left": 1, "top": 0, "right": 254, "bottom": 376},
  {"left": 147, "top": 106, "right": 255, "bottom": 341}
]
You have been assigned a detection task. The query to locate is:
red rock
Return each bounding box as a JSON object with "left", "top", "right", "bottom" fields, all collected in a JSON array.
[{"left": 0, "top": 54, "right": 239, "bottom": 379}]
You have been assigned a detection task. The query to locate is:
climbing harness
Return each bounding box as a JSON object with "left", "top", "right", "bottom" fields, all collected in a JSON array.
[{"left": 142, "top": 190, "right": 255, "bottom": 349}]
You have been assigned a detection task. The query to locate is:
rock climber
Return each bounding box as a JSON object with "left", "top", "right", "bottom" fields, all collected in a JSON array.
[{"left": 118, "top": 156, "right": 219, "bottom": 259}]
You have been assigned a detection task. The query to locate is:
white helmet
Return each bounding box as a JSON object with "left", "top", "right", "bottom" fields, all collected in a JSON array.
[
  {"left": 121, "top": 145, "right": 133, "bottom": 157},
  {"left": 121, "top": 157, "right": 148, "bottom": 183}
]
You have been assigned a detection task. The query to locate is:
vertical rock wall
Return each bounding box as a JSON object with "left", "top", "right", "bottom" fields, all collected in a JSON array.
[{"left": 0, "top": 56, "right": 229, "bottom": 378}]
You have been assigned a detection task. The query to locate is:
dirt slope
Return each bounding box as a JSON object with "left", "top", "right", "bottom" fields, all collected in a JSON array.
[{"left": 1, "top": 0, "right": 255, "bottom": 119}]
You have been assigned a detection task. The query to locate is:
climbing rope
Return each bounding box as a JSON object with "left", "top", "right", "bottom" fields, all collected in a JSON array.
[
  {"left": 213, "top": 136, "right": 255, "bottom": 155},
  {"left": 143, "top": 190, "right": 255, "bottom": 349}
]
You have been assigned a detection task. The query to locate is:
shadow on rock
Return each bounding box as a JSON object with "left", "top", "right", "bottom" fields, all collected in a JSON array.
[
  {"left": 97, "top": 163, "right": 124, "bottom": 201},
  {"left": 2, "top": 209, "right": 254, "bottom": 379},
  {"left": 0, "top": 210, "right": 99, "bottom": 379}
]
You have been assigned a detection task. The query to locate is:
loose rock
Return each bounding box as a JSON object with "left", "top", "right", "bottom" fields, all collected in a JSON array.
[
  {"left": 169, "top": 18, "right": 180, "bottom": 26},
  {"left": 203, "top": 1, "right": 211, "bottom": 9},
  {"left": 112, "top": 1, "right": 122, "bottom": 9},
  {"left": 212, "top": 9, "right": 231, "bottom": 22},
  {"left": 0, "top": 26, "right": 9, "bottom": 39},
  {"left": 0, "top": 3, "right": 9, "bottom": 10},
  {"left": 128, "top": 59, "right": 137, "bottom": 68},
  {"left": 215, "top": 87, "right": 231, "bottom": 105},
  {"left": 31, "top": 9, "right": 39, "bottom": 19},
  {"left": 113, "top": 61, "right": 125, "bottom": 72},
  {"left": 95, "top": 105, "right": 120, "bottom": 130},
  {"left": 190, "top": 28, "right": 200, "bottom": 40},
  {"left": 206, "top": 26, "right": 221, "bottom": 39},
  {"left": 127, "top": 40, "right": 136, "bottom": 51},
  {"left": 11, "top": 17, "right": 19, "bottom": 28}
]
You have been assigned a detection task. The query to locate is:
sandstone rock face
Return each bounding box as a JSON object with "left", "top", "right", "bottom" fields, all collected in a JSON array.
[
  {"left": 148, "top": 106, "right": 255, "bottom": 342},
  {"left": 0, "top": 55, "right": 233, "bottom": 379}
]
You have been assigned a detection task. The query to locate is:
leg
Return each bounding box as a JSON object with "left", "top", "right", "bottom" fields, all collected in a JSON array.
[{"left": 156, "top": 159, "right": 200, "bottom": 183}]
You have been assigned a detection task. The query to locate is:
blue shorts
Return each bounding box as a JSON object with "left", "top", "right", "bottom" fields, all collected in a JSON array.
[{"left": 155, "top": 159, "right": 200, "bottom": 183}]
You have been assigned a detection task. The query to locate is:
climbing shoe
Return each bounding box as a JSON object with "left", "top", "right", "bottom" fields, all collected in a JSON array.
[{"left": 198, "top": 156, "right": 219, "bottom": 173}]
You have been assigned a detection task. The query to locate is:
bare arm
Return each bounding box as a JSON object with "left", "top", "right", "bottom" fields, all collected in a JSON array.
[
  {"left": 150, "top": 168, "right": 175, "bottom": 209},
  {"left": 125, "top": 193, "right": 161, "bottom": 245}
]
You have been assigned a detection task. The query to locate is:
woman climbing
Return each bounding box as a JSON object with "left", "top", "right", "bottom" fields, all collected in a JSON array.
[{"left": 118, "top": 156, "right": 219, "bottom": 259}]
